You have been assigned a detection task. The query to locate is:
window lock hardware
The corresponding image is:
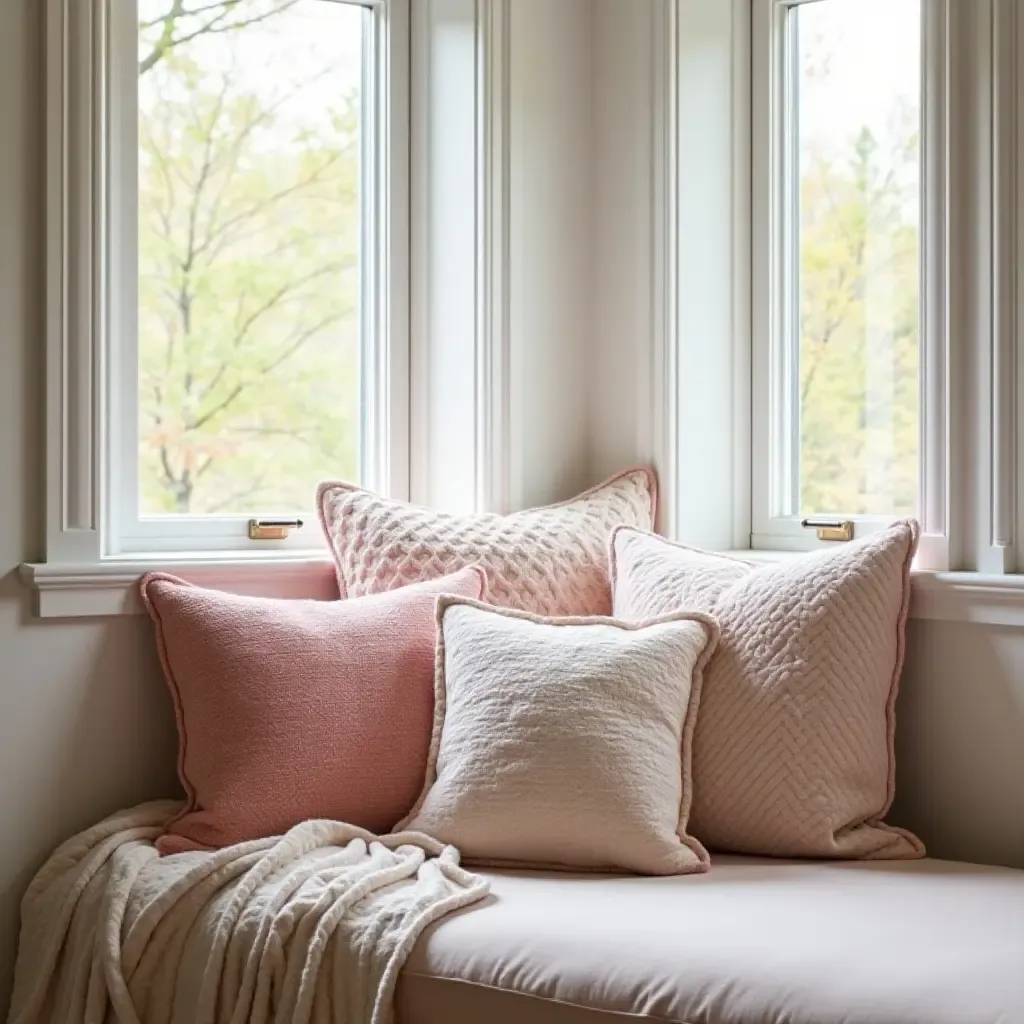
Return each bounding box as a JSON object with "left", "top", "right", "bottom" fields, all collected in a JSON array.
[
  {"left": 800, "top": 518, "right": 854, "bottom": 543},
  {"left": 248, "top": 518, "right": 304, "bottom": 541}
]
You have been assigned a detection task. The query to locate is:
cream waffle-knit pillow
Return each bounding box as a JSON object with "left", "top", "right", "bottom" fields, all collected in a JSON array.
[{"left": 399, "top": 596, "right": 718, "bottom": 875}]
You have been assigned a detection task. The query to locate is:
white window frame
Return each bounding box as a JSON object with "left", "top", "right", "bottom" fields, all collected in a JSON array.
[
  {"left": 26, "top": 0, "right": 513, "bottom": 616},
  {"left": 48, "top": 0, "right": 410, "bottom": 562},
  {"left": 750, "top": 0, "right": 949, "bottom": 565},
  {"left": 656, "top": 0, "right": 1020, "bottom": 577}
]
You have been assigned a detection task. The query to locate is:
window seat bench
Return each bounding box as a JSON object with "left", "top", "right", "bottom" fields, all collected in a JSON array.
[{"left": 397, "top": 855, "right": 1024, "bottom": 1024}]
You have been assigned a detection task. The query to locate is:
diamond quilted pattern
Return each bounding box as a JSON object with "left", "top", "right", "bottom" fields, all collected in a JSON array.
[
  {"left": 610, "top": 522, "right": 925, "bottom": 860},
  {"left": 317, "top": 469, "right": 656, "bottom": 616}
]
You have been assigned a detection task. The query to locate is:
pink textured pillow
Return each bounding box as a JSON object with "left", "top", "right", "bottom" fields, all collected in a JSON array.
[
  {"left": 316, "top": 468, "right": 657, "bottom": 617},
  {"left": 141, "top": 568, "right": 485, "bottom": 854},
  {"left": 611, "top": 522, "right": 925, "bottom": 860}
]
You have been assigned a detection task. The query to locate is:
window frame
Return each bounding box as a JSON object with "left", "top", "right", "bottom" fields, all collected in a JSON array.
[
  {"left": 655, "top": 0, "right": 1018, "bottom": 576},
  {"left": 29, "top": 0, "right": 514, "bottom": 616},
  {"left": 750, "top": 0, "right": 949, "bottom": 564},
  {"left": 53, "top": 0, "right": 410, "bottom": 562}
]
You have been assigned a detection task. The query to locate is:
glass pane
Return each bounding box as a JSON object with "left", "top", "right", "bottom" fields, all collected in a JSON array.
[
  {"left": 791, "top": 0, "right": 921, "bottom": 517},
  {"left": 137, "top": 0, "right": 363, "bottom": 516}
]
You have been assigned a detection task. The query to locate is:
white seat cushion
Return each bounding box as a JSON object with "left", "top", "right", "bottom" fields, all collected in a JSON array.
[{"left": 398, "top": 856, "right": 1024, "bottom": 1024}]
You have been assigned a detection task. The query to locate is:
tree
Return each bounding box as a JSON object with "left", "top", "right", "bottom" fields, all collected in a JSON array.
[
  {"left": 797, "top": 70, "right": 920, "bottom": 517},
  {"left": 137, "top": 2, "right": 362, "bottom": 514},
  {"left": 139, "top": 1, "right": 300, "bottom": 75}
]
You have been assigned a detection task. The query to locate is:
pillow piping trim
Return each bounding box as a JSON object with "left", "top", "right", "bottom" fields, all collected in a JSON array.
[
  {"left": 316, "top": 466, "right": 658, "bottom": 600},
  {"left": 395, "top": 593, "right": 720, "bottom": 875},
  {"left": 139, "top": 572, "right": 202, "bottom": 839}
]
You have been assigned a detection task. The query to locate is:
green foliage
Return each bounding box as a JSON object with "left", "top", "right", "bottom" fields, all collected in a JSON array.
[
  {"left": 139, "top": 1, "right": 300, "bottom": 75},
  {"left": 137, "top": 8, "right": 360, "bottom": 515},
  {"left": 135, "top": 2, "right": 920, "bottom": 521},
  {"left": 798, "top": 118, "right": 920, "bottom": 516}
]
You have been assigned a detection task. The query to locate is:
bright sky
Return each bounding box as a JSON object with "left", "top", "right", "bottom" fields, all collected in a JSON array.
[
  {"left": 138, "top": 0, "right": 365, "bottom": 131},
  {"left": 799, "top": 0, "right": 921, "bottom": 156}
]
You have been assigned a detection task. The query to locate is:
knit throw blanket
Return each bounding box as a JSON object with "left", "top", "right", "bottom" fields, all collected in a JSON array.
[{"left": 7, "top": 802, "right": 489, "bottom": 1024}]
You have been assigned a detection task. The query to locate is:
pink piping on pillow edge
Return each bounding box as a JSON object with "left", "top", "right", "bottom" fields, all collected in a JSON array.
[
  {"left": 874, "top": 519, "right": 925, "bottom": 854},
  {"left": 139, "top": 572, "right": 202, "bottom": 838}
]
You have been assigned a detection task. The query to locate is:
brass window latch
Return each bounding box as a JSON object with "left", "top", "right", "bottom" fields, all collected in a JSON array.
[
  {"left": 248, "top": 518, "right": 303, "bottom": 541},
  {"left": 800, "top": 518, "right": 854, "bottom": 542}
]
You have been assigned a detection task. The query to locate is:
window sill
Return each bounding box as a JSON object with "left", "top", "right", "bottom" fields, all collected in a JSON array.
[
  {"left": 19, "top": 555, "right": 339, "bottom": 619},
  {"left": 19, "top": 553, "right": 1024, "bottom": 626},
  {"left": 724, "top": 549, "right": 1024, "bottom": 627}
]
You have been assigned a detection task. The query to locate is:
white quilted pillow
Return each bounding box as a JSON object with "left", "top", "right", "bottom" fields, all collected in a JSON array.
[
  {"left": 317, "top": 469, "right": 656, "bottom": 616},
  {"left": 610, "top": 521, "right": 925, "bottom": 860},
  {"left": 398, "top": 596, "right": 719, "bottom": 875}
]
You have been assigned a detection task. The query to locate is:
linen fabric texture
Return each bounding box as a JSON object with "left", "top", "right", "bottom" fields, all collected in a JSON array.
[
  {"left": 399, "top": 596, "right": 719, "bottom": 875},
  {"left": 140, "top": 568, "right": 485, "bottom": 854},
  {"left": 610, "top": 521, "right": 924, "bottom": 859},
  {"left": 317, "top": 468, "right": 657, "bottom": 617}
]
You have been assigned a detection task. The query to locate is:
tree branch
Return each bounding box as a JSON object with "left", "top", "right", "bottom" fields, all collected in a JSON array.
[
  {"left": 196, "top": 152, "right": 344, "bottom": 260},
  {"left": 204, "top": 474, "right": 268, "bottom": 514},
  {"left": 139, "top": 1, "right": 301, "bottom": 75}
]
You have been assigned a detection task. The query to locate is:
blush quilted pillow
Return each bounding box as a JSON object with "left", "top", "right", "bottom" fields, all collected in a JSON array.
[
  {"left": 317, "top": 468, "right": 656, "bottom": 617},
  {"left": 140, "top": 568, "right": 484, "bottom": 854},
  {"left": 610, "top": 522, "right": 925, "bottom": 860}
]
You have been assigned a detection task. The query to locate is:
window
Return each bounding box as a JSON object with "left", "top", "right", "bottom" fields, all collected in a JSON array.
[
  {"left": 35, "top": 0, "right": 408, "bottom": 563},
  {"left": 752, "top": 0, "right": 928, "bottom": 550},
  {"left": 136, "top": 2, "right": 364, "bottom": 519},
  {"left": 101, "top": 0, "right": 400, "bottom": 554}
]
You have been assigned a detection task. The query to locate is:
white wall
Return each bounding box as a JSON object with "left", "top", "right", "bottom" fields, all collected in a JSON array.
[
  {"left": 0, "top": 10, "right": 181, "bottom": 1016},
  {"left": 590, "top": 0, "right": 1024, "bottom": 872},
  {"left": 893, "top": 621, "right": 1024, "bottom": 867}
]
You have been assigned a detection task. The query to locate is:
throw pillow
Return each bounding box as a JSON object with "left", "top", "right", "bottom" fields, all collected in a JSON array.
[
  {"left": 316, "top": 468, "right": 656, "bottom": 617},
  {"left": 610, "top": 522, "right": 925, "bottom": 859},
  {"left": 398, "top": 596, "right": 719, "bottom": 875},
  {"left": 141, "top": 567, "right": 485, "bottom": 854}
]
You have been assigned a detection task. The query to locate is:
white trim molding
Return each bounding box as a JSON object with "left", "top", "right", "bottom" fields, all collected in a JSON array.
[
  {"left": 409, "top": 0, "right": 512, "bottom": 514},
  {"left": 648, "top": 0, "right": 751, "bottom": 550},
  {"left": 45, "top": 0, "right": 106, "bottom": 566},
  {"left": 951, "top": 0, "right": 1021, "bottom": 575},
  {"left": 911, "top": 571, "right": 1024, "bottom": 626},
  {"left": 23, "top": 556, "right": 1024, "bottom": 625},
  {"left": 21, "top": 558, "right": 338, "bottom": 619},
  {"left": 983, "top": 0, "right": 1018, "bottom": 572},
  {"left": 45, "top": 0, "right": 411, "bottom": 559},
  {"left": 475, "top": 0, "right": 512, "bottom": 514}
]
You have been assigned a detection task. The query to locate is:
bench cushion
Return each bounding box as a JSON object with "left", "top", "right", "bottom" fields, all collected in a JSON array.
[{"left": 397, "top": 856, "right": 1024, "bottom": 1024}]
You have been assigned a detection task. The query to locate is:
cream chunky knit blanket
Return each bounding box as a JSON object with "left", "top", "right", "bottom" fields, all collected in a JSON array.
[{"left": 7, "top": 802, "right": 489, "bottom": 1024}]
